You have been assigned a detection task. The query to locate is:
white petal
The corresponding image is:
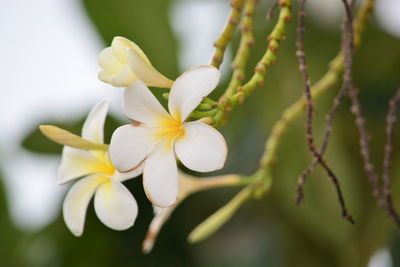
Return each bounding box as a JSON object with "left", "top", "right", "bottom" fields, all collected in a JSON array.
[
  {"left": 39, "top": 125, "right": 108, "bottom": 151},
  {"left": 123, "top": 81, "right": 169, "bottom": 126},
  {"left": 98, "top": 70, "right": 114, "bottom": 84},
  {"left": 111, "top": 65, "right": 137, "bottom": 87},
  {"left": 109, "top": 125, "right": 156, "bottom": 172},
  {"left": 127, "top": 49, "right": 173, "bottom": 88},
  {"left": 63, "top": 174, "right": 106, "bottom": 236},
  {"left": 113, "top": 162, "right": 145, "bottom": 182},
  {"left": 111, "top": 36, "right": 150, "bottom": 65},
  {"left": 168, "top": 65, "right": 221, "bottom": 121},
  {"left": 58, "top": 146, "right": 105, "bottom": 184},
  {"left": 82, "top": 99, "right": 109, "bottom": 144},
  {"left": 94, "top": 179, "right": 138, "bottom": 230},
  {"left": 99, "top": 37, "right": 171, "bottom": 88},
  {"left": 98, "top": 47, "right": 121, "bottom": 73},
  {"left": 143, "top": 142, "right": 179, "bottom": 207},
  {"left": 175, "top": 122, "right": 227, "bottom": 172}
]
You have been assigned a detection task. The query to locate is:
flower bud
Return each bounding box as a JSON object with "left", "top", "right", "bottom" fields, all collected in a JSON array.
[{"left": 98, "top": 37, "right": 173, "bottom": 88}]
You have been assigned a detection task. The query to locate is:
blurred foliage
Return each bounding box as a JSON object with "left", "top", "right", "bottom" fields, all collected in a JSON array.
[
  {"left": 10, "top": 0, "right": 400, "bottom": 266},
  {"left": 0, "top": 173, "right": 26, "bottom": 267}
]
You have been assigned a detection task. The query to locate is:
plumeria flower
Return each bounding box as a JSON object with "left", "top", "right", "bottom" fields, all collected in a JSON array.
[
  {"left": 98, "top": 36, "right": 173, "bottom": 88},
  {"left": 42, "top": 100, "right": 143, "bottom": 236},
  {"left": 110, "top": 65, "right": 228, "bottom": 207}
]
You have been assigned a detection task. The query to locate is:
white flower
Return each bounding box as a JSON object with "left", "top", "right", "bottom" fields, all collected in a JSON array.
[
  {"left": 58, "top": 100, "right": 143, "bottom": 236},
  {"left": 109, "top": 65, "right": 228, "bottom": 207},
  {"left": 98, "top": 36, "right": 173, "bottom": 88}
]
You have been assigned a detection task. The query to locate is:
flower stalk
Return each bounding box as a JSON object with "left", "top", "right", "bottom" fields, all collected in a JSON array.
[
  {"left": 188, "top": 186, "right": 253, "bottom": 243},
  {"left": 143, "top": 173, "right": 245, "bottom": 253},
  {"left": 212, "top": 0, "right": 292, "bottom": 127},
  {"left": 210, "top": 0, "right": 246, "bottom": 68},
  {"left": 222, "top": 0, "right": 257, "bottom": 106}
]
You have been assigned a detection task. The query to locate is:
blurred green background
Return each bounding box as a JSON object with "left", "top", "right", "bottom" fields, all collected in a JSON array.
[{"left": 3, "top": 0, "right": 400, "bottom": 266}]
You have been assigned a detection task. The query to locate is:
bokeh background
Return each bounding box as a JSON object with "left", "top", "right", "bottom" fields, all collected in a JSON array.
[{"left": 1, "top": 0, "right": 400, "bottom": 266}]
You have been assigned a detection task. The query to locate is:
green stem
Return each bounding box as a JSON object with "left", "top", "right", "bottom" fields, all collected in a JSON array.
[
  {"left": 184, "top": 0, "right": 373, "bottom": 244},
  {"left": 222, "top": 0, "right": 256, "bottom": 104},
  {"left": 210, "top": 0, "right": 245, "bottom": 68},
  {"left": 212, "top": 0, "right": 292, "bottom": 127},
  {"left": 183, "top": 174, "right": 246, "bottom": 197},
  {"left": 188, "top": 186, "right": 253, "bottom": 243},
  {"left": 190, "top": 109, "right": 218, "bottom": 119}
]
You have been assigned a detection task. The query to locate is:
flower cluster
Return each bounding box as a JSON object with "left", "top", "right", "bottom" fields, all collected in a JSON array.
[{"left": 41, "top": 36, "right": 228, "bottom": 239}]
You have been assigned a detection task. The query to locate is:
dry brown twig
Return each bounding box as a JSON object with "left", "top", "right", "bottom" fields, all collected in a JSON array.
[
  {"left": 296, "top": 0, "right": 356, "bottom": 204},
  {"left": 341, "top": 0, "right": 400, "bottom": 227},
  {"left": 296, "top": 32, "right": 349, "bottom": 205},
  {"left": 296, "top": 0, "right": 354, "bottom": 223},
  {"left": 382, "top": 88, "right": 400, "bottom": 226}
]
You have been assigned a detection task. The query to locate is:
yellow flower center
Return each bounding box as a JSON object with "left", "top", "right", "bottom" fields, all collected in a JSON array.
[
  {"left": 91, "top": 150, "right": 116, "bottom": 176},
  {"left": 99, "top": 160, "right": 116, "bottom": 176},
  {"left": 154, "top": 115, "right": 185, "bottom": 150}
]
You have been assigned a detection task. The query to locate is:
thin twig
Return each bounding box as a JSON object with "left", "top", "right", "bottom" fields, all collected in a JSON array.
[
  {"left": 258, "top": 0, "right": 373, "bottom": 173},
  {"left": 296, "top": 0, "right": 373, "bottom": 204},
  {"left": 267, "top": 1, "right": 279, "bottom": 20},
  {"left": 348, "top": 86, "right": 400, "bottom": 226},
  {"left": 296, "top": 0, "right": 354, "bottom": 223},
  {"left": 296, "top": 15, "right": 352, "bottom": 204},
  {"left": 341, "top": 0, "right": 400, "bottom": 227},
  {"left": 341, "top": 0, "right": 381, "bottom": 210},
  {"left": 382, "top": 88, "right": 400, "bottom": 226},
  {"left": 297, "top": 0, "right": 363, "bottom": 204},
  {"left": 296, "top": 86, "right": 346, "bottom": 204},
  {"left": 296, "top": 63, "right": 348, "bottom": 202}
]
